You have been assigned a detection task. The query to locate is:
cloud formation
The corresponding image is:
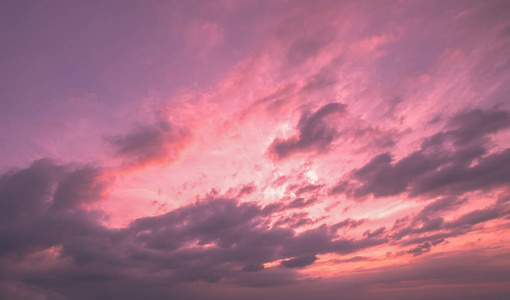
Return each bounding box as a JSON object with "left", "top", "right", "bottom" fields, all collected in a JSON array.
[
  {"left": 332, "top": 107, "right": 510, "bottom": 200},
  {"left": 0, "top": 162, "right": 392, "bottom": 296},
  {"left": 1, "top": 0, "right": 510, "bottom": 299},
  {"left": 106, "top": 119, "right": 191, "bottom": 169},
  {"left": 269, "top": 103, "right": 347, "bottom": 159}
]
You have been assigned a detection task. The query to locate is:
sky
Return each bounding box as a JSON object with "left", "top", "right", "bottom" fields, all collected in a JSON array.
[{"left": 1, "top": 0, "right": 510, "bottom": 299}]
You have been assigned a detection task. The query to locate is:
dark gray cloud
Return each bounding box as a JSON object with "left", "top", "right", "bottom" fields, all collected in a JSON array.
[
  {"left": 273, "top": 212, "right": 321, "bottom": 229},
  {"left": 295, "top": 184, "right": 323, "bottom": 196},
  {"left": 446, "top": 205, "right": 507, "bottom": 230},
  {"left": 237, "top": 183, "right": 256, "bottom": 197},
  {"left": 269, "top": 102, "right": 347, "bottom": 159},
  {"left": 332, "top": 107, "right": 510, "bottom": 199},
  {"left": 390, "top": 198, "right": 510, "bottom": 247},
  {"left": 281, "top": 254, "right": 317, "bottom": 268},
  {"left": 389, "top": 196, "right": 466, "bottom": 241},
  {"left": 411, "top": 148, "right": 510, "bottom": 197},
  {"left": 242, "top": 263, "right": 265, "bottom": 272},
  {"left": 106, "top": 119, "right": 191, "bottom": 168},
  {"left": 330, "top": 218, "right": 366, "bottom": 232},
  {"left": 286, "top": 197, "right": 318, "bottom": 209},
  {"left": 446, "top": 107, "right": 510, "bottom": 146},
  {"left": 1, "top": 157, "right": 509, "bottom": 299},
  {"left": 0, "top": 159, "right": 60, "bottom": 220},
  {"left": 363, "top": 227, "right": 386, "bottom": 238},
  {"left": 51, "top": 166, "right": 109, "bottom": 210},
  {"left": 0, "top": 160, "right": 112, "bottom": 258},
  {"left": 405, "top": 239, "right": 445, "bottom": 256},
  {"left": 415, "top": 196, "right": 468, "bottom": 222},
  {"left": 0, "top": 162, "right": 390, "bottom": 299}
]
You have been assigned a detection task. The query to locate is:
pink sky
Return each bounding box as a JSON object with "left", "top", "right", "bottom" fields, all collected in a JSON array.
[{"left": 1, "top": 1, "right": 510, "bottom": 299}]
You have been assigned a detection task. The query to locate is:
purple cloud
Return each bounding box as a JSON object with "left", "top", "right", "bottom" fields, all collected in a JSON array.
[
  {"left": 332, "top": 107, "right": 510, "bottom": 199},
  {"left": 269, "top": 103, "right": 347, "bottom": 159}
]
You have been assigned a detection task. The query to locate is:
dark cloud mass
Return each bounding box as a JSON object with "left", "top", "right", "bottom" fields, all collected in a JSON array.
[
  {"left": 389, "top": 196, "right": 510, "bottom": 247},
  {"left": 280, "top": 254, "right": 317, "bottom": 268},
  {"left": 405, "top": 239, "right": 445, "bottom": 256},
  {"left": 0, "top": 160, "right": 111, "bottom": 258},
  {"left": 0, "top": 161, "right": 395, "bottom": 299},
  {"left": 446, "top": 108, "right": 510, "bottom": 145},
  {"left": 106, "top": 119, "right": 191, "bottom": 168},
  {"left": 332, "top": 107, "right": 510, "bottom": 200},
  {"left": 295, "top": 184, "right": 323, "bottom": 196},
  {"left": 51, "top": 167, "right": 110, "bottom": 210},
  {"left": 286, "top": 197, "right": 318, "bottom": 209},
  {"left": 363, "top": 226, "right": 386, "bottom": 238},
  {"left": 269, "top": 102, "right": 347, "bottom": 159}
]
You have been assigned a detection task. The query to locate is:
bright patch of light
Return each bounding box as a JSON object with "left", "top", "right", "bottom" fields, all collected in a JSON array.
[{"left": 305, "top": 169, "right": 319, "bottom": 184}]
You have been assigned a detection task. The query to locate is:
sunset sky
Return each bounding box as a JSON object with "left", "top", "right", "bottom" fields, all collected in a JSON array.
[{"left": 1, "top": 1, "right": 510, "bottom": 299}]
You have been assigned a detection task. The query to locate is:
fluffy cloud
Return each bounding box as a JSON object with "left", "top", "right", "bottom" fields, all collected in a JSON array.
[{"left": 269, "top": 103, "right": 347, "bottom": 159}]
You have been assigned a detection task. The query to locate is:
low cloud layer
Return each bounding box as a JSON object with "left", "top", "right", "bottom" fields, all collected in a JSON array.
[{"left": 1, "top": 159, "right": 509, "bottom": 299}]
